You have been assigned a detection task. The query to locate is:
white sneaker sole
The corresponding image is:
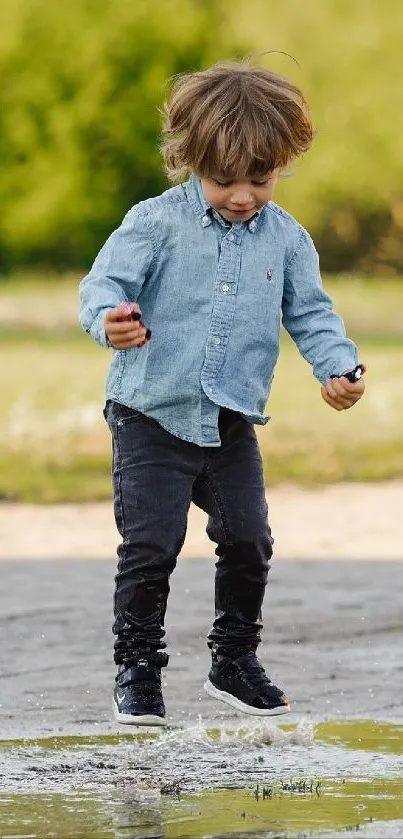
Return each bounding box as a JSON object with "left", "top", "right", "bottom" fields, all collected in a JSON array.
[
  {"left": 204, "top": 679, "right": 291, "bottom": 716},
  {"left": 113, "top": 697, "right": 166, "bottom": 726}
]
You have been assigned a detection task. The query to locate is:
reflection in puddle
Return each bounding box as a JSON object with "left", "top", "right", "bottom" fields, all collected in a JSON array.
[
  {"left": 2, "top": 780, "right": 403, "bottom": 838},
  {"left": 1, "top": 720, "right": 402, "bottom": 837}
]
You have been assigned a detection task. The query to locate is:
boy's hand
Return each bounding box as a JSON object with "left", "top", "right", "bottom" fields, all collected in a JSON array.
[
  {"left": 105, "top": 302, "right": 149, "bottom": 349},
  {"left": 321, "top": 366, "right": 366, "bottom": 411}
]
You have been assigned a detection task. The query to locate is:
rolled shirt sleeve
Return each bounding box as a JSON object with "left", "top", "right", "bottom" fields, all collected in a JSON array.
[{"left": 282, "top": 227, "right": 358, "bottom": 383}]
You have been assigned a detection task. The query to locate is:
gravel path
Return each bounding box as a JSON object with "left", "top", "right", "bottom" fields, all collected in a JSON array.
[{"left": 1, "top": 557, "right": 402, "bottom": 741}]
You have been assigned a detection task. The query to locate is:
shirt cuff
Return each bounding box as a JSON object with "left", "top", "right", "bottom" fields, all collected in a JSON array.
[
  {"left": 89, "top": 310, "right": 112, "bottom": 349},
  {"left": 317, "top": 350, "right": 359, "bottom": 384}
]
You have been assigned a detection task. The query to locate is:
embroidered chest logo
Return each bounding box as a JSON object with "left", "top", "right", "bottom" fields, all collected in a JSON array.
[{"left": 267, "top": 269, "right": 273, "bottom": 282}]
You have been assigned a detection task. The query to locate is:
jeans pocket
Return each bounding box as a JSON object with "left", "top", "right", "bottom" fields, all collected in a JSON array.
[{"left": 108, "top": 400, "right": 143, "bottom": 428}]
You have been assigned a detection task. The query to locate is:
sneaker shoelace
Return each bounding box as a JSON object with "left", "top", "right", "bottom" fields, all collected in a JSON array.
[{"left": 236, "top": 654, "right": 273, "bottom": 689}]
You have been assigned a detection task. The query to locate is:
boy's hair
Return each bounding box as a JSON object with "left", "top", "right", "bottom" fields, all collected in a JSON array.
[{"left": 161, "top": 59, "right": 314, "bottom": 182}]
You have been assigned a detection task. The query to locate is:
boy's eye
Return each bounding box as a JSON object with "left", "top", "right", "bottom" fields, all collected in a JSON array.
[{"left": 213, "top": 178, "right": 269, "bottom": 188}]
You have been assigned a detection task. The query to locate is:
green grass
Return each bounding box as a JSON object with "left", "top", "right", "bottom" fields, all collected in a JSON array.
[
  {"left": 1, "top": 274, "right": 403, "bottom": 502},
  {"left": 0, "top": 452, "right": 111, "bottom": 503}
]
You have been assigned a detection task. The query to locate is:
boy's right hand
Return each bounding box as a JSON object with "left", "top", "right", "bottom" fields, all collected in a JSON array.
[{"left": 104, "top": 302, "right": 148, "bottom": 349}]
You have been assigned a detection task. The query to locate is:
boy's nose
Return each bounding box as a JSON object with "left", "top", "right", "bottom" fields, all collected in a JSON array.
[
  {"left": 230, "top": 190, "right": 254, "bottom": 207},
  {"left": 230, "top": 189, "right": 253, "bottom": 207}
]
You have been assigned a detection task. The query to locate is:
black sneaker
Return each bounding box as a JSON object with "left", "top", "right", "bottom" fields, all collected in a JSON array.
[
  {"left": 113, "top": 655, "right": 167, "bottom": 726},
  {"left": 204, "top": 651, "right": 290, "bottom": 716}
]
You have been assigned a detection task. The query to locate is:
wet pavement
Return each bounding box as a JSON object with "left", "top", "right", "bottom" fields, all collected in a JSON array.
[{"left": 1, "top": 557, "right": 402, "bottom": 837}]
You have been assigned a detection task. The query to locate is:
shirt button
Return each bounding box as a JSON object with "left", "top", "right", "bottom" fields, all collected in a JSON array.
[
  {"left": 201, "top": 215, "right": 210, "bottom": 227},
  {"left": 222, "top": 283, "right": 230, "bottom": 292},
  {"left": 212, "top": 336, "right": 221, "bottom": 345},
  {"left": 249, "top": 220, "right": 257, "bottom": 231},
  {"left": 228, "top": 232, "right": 235, "bottom": 242}
]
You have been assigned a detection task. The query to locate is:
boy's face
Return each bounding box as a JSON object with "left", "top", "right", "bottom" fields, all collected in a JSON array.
[{"left": 199, "top": 170, "right": 280, "bottom": 223}]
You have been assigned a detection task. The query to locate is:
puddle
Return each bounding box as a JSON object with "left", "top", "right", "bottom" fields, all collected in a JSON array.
[
  {"left": 316, "top": 719, "right": 403, "bottom": 754},
  {"left": 1, "top": 780, "right": 403, "bottom": 838},
  {"left": 1, "top": 720, "right": 402, "bottom": 837}
]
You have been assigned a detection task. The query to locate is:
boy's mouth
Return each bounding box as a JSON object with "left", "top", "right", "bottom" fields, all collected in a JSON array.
[{"left": 225, "top": 207, "right": 256, "bottom": 218}]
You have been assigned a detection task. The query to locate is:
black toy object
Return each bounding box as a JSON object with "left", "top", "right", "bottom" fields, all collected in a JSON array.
[
  {"left": 129, "top": 310, "right": 152, "bottom": 345},
  {"left": 331, "top": 364, "right": 365, "bottom": 383}
]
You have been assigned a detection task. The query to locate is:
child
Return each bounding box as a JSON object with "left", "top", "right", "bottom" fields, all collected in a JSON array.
[{"left": 79, "top": 59, "right": 365, "bottom": 726}]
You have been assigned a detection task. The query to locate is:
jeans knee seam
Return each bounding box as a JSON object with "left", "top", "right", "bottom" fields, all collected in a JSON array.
[{"left": 203, "top": 475, "right": 232, "bottom": 544}]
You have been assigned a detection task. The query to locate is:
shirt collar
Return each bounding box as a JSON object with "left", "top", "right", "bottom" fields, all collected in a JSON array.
[{"left": 184, "top": 174, "right": 264, "bottom": 233}]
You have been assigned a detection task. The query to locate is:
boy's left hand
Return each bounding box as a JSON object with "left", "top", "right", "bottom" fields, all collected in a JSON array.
[{"left": 321, "top": 366, "right": 366, "bottom": 411}]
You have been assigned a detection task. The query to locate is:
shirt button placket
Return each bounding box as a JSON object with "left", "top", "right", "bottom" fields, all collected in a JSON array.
[{"left": 202, "top": 226, "right": 240, "bottom": 384}]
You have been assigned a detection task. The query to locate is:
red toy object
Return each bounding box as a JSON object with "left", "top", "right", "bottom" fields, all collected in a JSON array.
[{"left": 127, "top": 310, "right": 152, "bottom": 347}]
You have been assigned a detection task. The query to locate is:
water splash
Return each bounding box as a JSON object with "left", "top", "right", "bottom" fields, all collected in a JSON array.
[{"left": 156, "top": 717, "right": 314, "bottom": 749}]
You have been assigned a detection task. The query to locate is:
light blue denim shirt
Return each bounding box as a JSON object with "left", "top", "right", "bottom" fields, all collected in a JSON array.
[{"left": 79, "top": 175, "right": 357, "bottom": 446}]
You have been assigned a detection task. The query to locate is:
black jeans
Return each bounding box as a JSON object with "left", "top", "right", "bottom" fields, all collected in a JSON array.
[{"left": 104, "top": 400, "right": 273, "bottom": 667}]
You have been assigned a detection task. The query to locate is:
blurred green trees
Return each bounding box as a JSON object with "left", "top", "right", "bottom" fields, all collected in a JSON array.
[
  {"left": 0, "top": 0, "right": 402, "bottom": 273},
  {"left": 0, "top": 0, "right": 228, "bottom": 268}
]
